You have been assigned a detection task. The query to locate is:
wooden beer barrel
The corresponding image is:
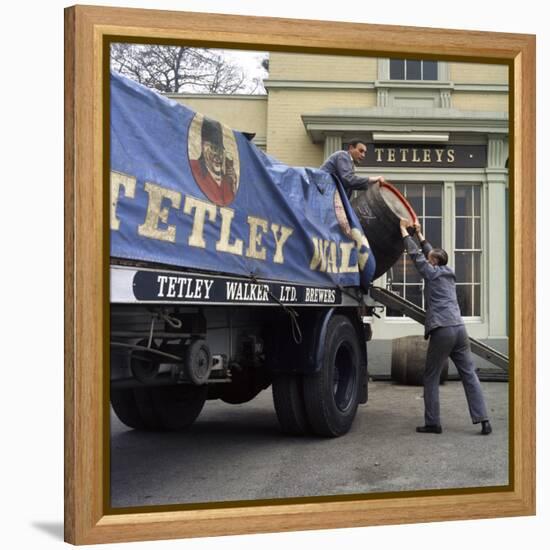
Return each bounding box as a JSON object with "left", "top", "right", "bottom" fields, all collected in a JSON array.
[
  {"left": 391, "top": 335, "right": 448, "bottom": 386},
  {"left": 351, "top": 181, "right": 417, "bottom": 279}
]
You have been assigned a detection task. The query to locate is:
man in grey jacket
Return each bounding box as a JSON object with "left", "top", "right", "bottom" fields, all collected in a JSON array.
[
  {"left": 320, "top": 140, "right": 385, "bottom": 198},
  {"left": 399, "top": 218, "right": 492, "bottom": 435}
]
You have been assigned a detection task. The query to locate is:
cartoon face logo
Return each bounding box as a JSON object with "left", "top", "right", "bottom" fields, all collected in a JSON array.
[
  {"left": 333, "top": 188, "right": 352, "bottom": 238},
  {"left": 188, "top": 113, "right": 240, "bottom": 206}
]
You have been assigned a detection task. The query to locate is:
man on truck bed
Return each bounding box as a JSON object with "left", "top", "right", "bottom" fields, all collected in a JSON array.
[
  {"left": 320, "top": 139, "right": 386, "bottom": 198},
  {"left": 399, "top": 218, "right": 492, "bottom": 436}
]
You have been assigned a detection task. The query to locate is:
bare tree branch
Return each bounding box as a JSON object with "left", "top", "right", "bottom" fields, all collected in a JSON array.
[{"left": 110, "top": 44, "right": 267, "bottom": 94}]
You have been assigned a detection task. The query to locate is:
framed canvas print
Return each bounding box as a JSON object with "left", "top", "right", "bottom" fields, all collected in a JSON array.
[{"left": 64, "top": 5, "right": 535, "bottom": 545}]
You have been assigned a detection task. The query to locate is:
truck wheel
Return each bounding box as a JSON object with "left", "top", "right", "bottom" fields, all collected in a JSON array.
[
  {"left": 110, "top": 388, "right": 150, "bottom": 430},
  {"left": 141, "top": 385, "right": 208, "bottom": 431},
  {"left": 130, "top": 339, "right": 161, "bottom": 383},
  {"left": 272, "top": 373, "right": 310, "bottom": 435},
  {"left": 112, "top": 385, "right": 207, "bottom": 431},
  {"left": 303, "top": 315, "right": 361, "bottom": 437},
  {"left": 184, "top": 339, "right": 212, "bottom": 385}
]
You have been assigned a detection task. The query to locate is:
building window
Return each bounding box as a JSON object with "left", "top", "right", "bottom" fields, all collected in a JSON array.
[
  {"left": 390, "top": 59, "right": 438, "bottom": 81},
  {"left": 455, "top": 184, "right": 482, "bottom": 317},
  {"left": 386, "top": 183, "right": 443, "bottom": 317}
]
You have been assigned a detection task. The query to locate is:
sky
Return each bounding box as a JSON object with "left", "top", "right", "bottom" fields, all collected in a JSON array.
[
  {"left": 219, "top": 49, "right": 268, "bottom": 81},
  {"left": 111, "top": 43, "right": 269, "bottom": 93}
]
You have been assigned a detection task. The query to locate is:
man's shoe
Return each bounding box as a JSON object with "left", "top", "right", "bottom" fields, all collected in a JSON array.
[
  {"left": 481, "top": 420, "right": 492, "bottom": 435},
  {"left": 416, "top": 425, "right": 442, "bottom": 434}
]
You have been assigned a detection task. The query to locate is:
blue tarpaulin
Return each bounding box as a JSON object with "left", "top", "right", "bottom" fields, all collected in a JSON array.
[{"left": 110, "top": 71, "right": 376, "bottom": 290}]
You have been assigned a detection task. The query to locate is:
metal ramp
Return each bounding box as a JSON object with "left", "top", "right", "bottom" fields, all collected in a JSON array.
[{"left": 369, "top": 286, "right": 509, "bottom": 372}]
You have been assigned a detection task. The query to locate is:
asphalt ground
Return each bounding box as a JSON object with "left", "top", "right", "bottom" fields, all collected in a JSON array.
[{"left": 110, "top": 380, "right": 509, "bottom": 509}]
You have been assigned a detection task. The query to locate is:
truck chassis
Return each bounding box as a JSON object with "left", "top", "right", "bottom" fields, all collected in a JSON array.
[{"left": 110, "top": 264, "right": 370, "bottom": 437}]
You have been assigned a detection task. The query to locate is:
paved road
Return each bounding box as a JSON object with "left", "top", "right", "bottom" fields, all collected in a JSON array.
[{"left": 110, "top": 380, "right": 509, "bottom": 508}]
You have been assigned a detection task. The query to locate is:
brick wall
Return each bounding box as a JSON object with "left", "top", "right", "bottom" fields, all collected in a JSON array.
[{"left": 266, "top": 89, "right": 377, "bottom": 166}]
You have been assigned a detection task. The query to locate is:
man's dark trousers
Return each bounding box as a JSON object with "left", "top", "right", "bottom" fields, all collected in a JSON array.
[{"left": 424, "top": 325, "right": 489, "bottom": 426}]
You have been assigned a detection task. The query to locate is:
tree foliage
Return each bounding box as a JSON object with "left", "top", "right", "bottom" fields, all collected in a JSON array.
[{"left": 110, "top": 44, "right": 266, "bottom": 94}]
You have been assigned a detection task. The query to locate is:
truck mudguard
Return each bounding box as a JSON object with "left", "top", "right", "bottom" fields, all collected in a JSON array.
[{"left": 110, "top": 71, "right": 376, "bottom": 290}]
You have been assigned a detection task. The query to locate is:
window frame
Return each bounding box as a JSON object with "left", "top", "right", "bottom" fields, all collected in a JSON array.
[
  {"left": 454, "top": 183, "right": 484, "bottom": 319},
  {"left": 380, "top": 180, "right": 485, "bottom": 323},
  {"left": 385, "top": 181, "right": 444, "bottom": 318},
  {"left": 389, "top": 59, "right": 439, "bottom": 81},
  {"left": 377, "top": 58, "right": 450, "bottom": 82}
]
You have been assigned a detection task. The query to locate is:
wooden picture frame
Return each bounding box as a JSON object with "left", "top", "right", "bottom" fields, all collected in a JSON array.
[{"left": 64, "top": 5, "right": 535, "bottom": 545}]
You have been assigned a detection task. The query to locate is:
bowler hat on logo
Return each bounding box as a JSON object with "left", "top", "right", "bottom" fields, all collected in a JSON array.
[{"left": 201, "top": 117, "right": 224, "bottom": 148}]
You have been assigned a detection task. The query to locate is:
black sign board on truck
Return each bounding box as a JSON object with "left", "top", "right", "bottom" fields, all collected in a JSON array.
[
  {"left": 357, "top": 144, "right": 487, "bottom": 168},
  {"left": 132, "top": 270, "right": 344, "bottom": 305}
]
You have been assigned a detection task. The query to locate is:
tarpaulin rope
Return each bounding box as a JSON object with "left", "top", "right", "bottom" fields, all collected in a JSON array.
[{"left": 249, "top": 273, "right": 303, "bottom": 345}]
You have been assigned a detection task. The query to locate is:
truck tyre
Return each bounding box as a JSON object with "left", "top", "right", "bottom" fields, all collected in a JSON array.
[
  {"left": 112, "top": 385, "right": 207, "bottom": 431},
  {"left": 110, "top": 388, "right": 150, "bottom": 430},
  {"left": 272, "top": 373, "right": 310, "bottom": 435},
  {"left": 131, "top": 387, "right": 160, "bottom": 429},
  {"left": 130, "top": 339, "right": 161, "bottom": 384},
  {"left": 303, "top": 315, "right": 361, "bottom": 437},
  {"left": 149, "top": 385, "right": 208, "bottom": 430}
]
